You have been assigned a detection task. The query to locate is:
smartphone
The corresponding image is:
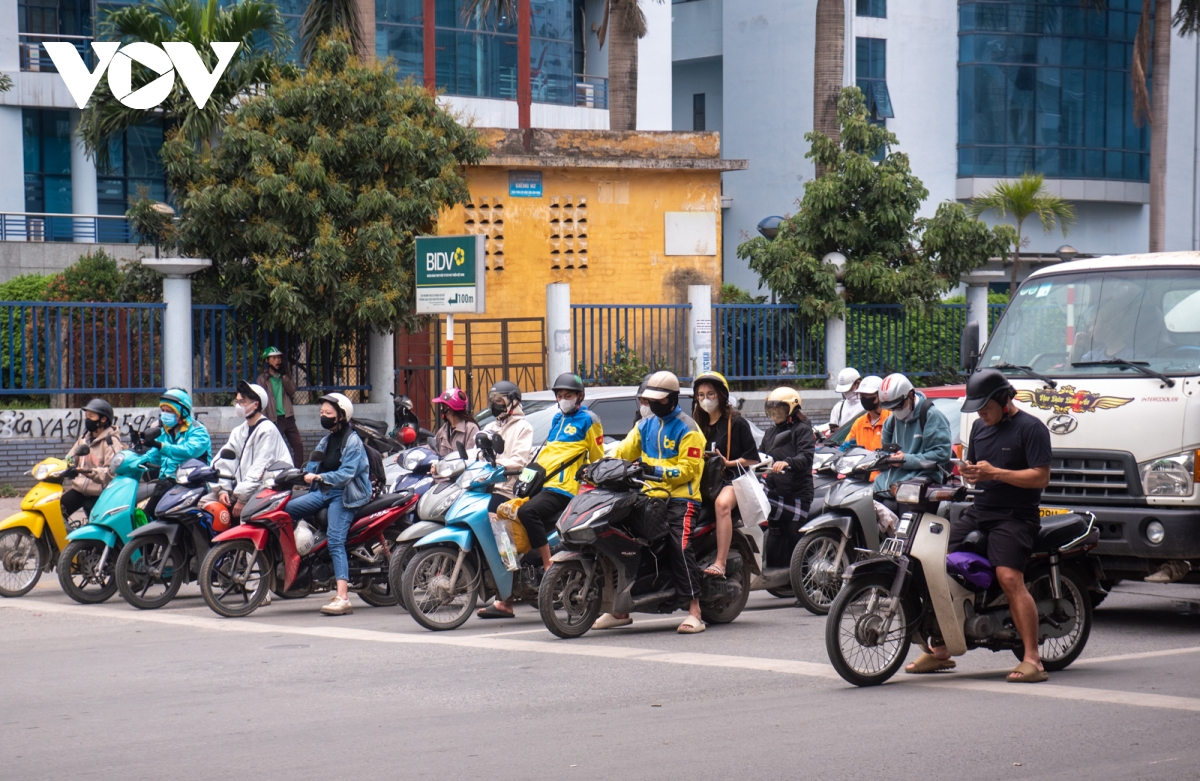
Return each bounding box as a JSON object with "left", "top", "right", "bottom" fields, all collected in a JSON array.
[{"left": 951, "top": 458, "right": 971, "bottom": 470}]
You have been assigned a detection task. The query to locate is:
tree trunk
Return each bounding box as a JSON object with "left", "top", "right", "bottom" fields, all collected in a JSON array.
[
  {"left": 608, "top": 1, "right": 640, "bottom": 131},
  {"left": 1010, "top": 226, "right": 1023, "bottom": 295},
  {"left": 813, "top": 0, "right": 845, "bottom": 178},
  {"left": 354, "top": 0, "right": 375, "bottom": 62},
  {"left": 1149, "top": 0, "right": 1170, "bottom": 251}
]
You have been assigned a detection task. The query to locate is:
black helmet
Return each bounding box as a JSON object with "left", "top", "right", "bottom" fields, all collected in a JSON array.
[
  {"left": 82, "top": 398, "right": 114, "bottom": 423},
  {"left": 961, "top": 369, "right": 1015, "bottom": 414},
  {"left": 489, "top": 380, "right": 522, "bottom": 404},
  {"left": 636, "top": 373, "right": 653, "bottom": 397},
  {"left": 551, "top": 373, "right": 585, "bottom": 393}
]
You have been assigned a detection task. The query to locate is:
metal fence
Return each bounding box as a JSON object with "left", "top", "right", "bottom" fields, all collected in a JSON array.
[
  {"left": 0, "top": 212, "right": 132, "bottom": 243},
  {"left": 0, "top": 302, "right": 165, "bottom": 395},
  {"left": 713, "top": 304, "right": 825, "bottom": 380},
  {"left": 573, "top": 304, "right": 691, "bottom": 383},
  {"left": 847, "top": 303, "right": 974, "bottom": 378}
]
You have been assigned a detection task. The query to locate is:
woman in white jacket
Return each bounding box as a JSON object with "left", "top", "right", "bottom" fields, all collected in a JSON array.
[
  {"left": 482, "top": 380, "right": 535, "bottom": 510},
  {"left": 212, "top": 380, "right": 294, "bottom": 516}
]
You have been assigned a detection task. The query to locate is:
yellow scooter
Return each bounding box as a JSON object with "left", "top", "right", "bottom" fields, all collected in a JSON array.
[{"left": 0, "top": 456, "right": 76, "bottom": 597}]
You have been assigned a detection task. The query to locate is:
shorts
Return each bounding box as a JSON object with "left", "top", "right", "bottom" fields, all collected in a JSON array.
[{"left": 949, "top": 506, "right": 1038, "bottom": 572}]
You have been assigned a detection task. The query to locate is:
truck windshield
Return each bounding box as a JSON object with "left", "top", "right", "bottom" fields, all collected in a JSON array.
[{"left": 985, "top": 268, "right": 1200, "bottom": 378}]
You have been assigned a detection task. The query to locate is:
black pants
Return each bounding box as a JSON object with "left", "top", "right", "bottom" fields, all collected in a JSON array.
[
  {"left": 143, "top": 479, "right": 174, "bottom": 519},
  {"left": 516, "top": 489, "right": 573, "bottom": 550},
  {"left": 59, "top": 489, "right": 96, "bottom": 522},
  {"left": 667, "top": 500, "right": 702, "bottom": 601},
  {"left": 277, "top": 415, "right": 305, "bottom": 468},
  {"left": 949, "top": 506, "right": 1038, "bottom": 572}
]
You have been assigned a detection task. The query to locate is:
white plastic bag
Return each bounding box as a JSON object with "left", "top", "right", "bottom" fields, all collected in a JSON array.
[
  {"left": 732, "top": 470, "right": 770, "bottom": 528},
  {"left": 490, "top": 513, "right": 521, "bottom": 571}
]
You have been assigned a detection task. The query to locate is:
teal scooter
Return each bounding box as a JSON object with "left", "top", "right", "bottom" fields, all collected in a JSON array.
[{"left": 58, "top": 426, "right": 160, "bottom": 603}]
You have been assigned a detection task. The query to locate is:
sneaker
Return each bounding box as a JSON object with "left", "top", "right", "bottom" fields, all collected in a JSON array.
[
  {"left": 592, "top": 613, "right": 632, "bottom": 630},
  {"left": 1145, "top": 560, "right": 1191, "bottom": 584},
  {"left": 320, "top": 597, "right": 354, "bottom": 616},
  {"left": 263, "top": 592, "right": 272, "bottom": 606}
]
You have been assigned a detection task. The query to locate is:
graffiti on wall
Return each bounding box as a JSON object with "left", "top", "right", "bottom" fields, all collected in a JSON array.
[{"left": 0, "top": 409, "right": 214, "bottom": 441}]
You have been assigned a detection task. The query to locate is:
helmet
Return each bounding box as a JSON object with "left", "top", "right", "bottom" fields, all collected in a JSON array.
[
  {"left": 961, "top": 368, "right": 1015, "bottom": 414},
  {"left": 834, "top": 367, "right": 862, "bottom": 393},
  {"left": 765, "top": 387, "right": 802, "bottom": 421},
  {"left": 488, "top": 380, "right": 522, "bottom": 405},
  {"left": 693, "top": 370, "right": 729, "bottom": 394},
  {"left": 159, "top": 388, "right": 193, "bottom": 419},
  {"left": 236, "top": 380, "right": 269, "bottom": 412},
  {"left": 318, "top": 392, "right": 354, "bottom": 421},
  {"left": 261, "top": 346, "right": 283, "bottom": 360},
  {"left": 204, "top": 501, "right": 232, "bottom": 533},
  {"left": 640, "top": 371, "right": 680, "bottom": 401},
  {"left": 551, "top": 373, "right": 585, "bottom": 393},
  {"left": 857, "top": 375, "right": 884, "bottom": 396},
  {"left": 879, "top": 373, "right": 914, "bottom": 410},
  {"left": 636, "top": 373, "right": 653, "bottom": 397},
  {"left": 432, "top": 388, "right": 469, "bottom": 413},
  {"left": 82, "top": 398, "right": 114, "bottom": 423}
]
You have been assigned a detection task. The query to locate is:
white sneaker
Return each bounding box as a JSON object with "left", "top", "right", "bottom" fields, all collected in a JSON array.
[
  {"left": 592, "top": 613, "right": 632, "bottom": 630},
  {"left": 1145, "top": 560, "right": 1190, "bottom": 583},
  {"left": 320, "top": 597, "right": 353, "bottom": 616}
]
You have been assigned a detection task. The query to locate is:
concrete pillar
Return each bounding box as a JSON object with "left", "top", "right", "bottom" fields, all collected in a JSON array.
[
  {"left": 964, "top": 270, "right": 1004, "bottom": 353},
  {"left": 0, "top": 107, "right": 24, "bottom": 213},
  {"left": 141, "top": 258, "right": 211, "bottom": 394},
  {"left": 687, "top": 284, "right": 712, "bottom": 379},
  {"left": 825, "top": 284, "right": 847, "bottom": 391},
  {"left": 546, "top": 282, "right": 572, "bottom": 384},
  {"left": 369, "top": 329, "right": 395, "bottom": 429},
  {"left": 69, "top": 110, "right": 98, "bottom": 242}
]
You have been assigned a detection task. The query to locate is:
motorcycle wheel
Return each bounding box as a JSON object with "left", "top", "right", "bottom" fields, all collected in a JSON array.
[
  {"left": 388, "top": 542, "right": 418, "bottom": 610},
  {"left": 200, "top": 540, "right": 272, "bottom": 618},
  {"left": 825, "top": 573, "right": 912, "bottom": 687},
  {"left": 401, "top": 546, "right": 478, "bottom": 631},
  {"left": 115, "top": 536, "right": 185, "bottom": 610},
  {"left": 766, "top": 587, "right": 795, "bottom": 599},
  {"left": 791, "top": 531, "right": 851, "bottom": 615},
  {"left": 539, "top": 561, "right": 601, "bottom": 639},
  {"left": 701, "top": 556, "right": 752, "bottom": 625},
  {"left": 0, "top": 528, "right": 44, "bottom": 598},
  {"left": 357, "top": 577, "right": 398, "bottom": 608},
  {"left": 58, "top": 539, "right": 118, "bottom": 604},
  {"left": 1012, "top": 566, "right": 1093, "bottom": 672}
]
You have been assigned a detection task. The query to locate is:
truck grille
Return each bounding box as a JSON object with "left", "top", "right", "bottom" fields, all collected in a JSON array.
[{"left": 1045, "top": 451, "right": 1139, "bottom": 501}]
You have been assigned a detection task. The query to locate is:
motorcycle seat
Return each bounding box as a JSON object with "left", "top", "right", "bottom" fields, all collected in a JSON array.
[
  {"left": 944, "top": 501, "right": 973, "bottom": 526},
  {"left": 356, "top": 418, "right": 389, "bottom": 434},
  {"left": 1034, "top": 513, "right": 1090, "bottom": 552},
  {"left": 136, "top": 483, "right": 156, "bottom": 501},
  {"left": 351, "top": 492, "right": 409, "bottom": 521}
]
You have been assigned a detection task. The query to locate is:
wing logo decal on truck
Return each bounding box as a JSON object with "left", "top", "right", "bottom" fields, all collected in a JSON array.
[{"left": 1014, "top": 385, "right": 1134, "bottom": 415}]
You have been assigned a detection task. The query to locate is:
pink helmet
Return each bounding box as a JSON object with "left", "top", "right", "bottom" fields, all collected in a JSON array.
[{"left": 433, "top": 388, "right": 469, "bottom": 413}]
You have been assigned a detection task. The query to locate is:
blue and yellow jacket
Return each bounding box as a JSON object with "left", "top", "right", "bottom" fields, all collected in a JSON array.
[
  {"left": 537, "top": 406, "right": 605, "bottom": 497},
  {"left": 614, "top": 407, "right": 706, "bottom": 502},
  {"left": 147, "top": 417, "right": 212, "bottom": 479}
]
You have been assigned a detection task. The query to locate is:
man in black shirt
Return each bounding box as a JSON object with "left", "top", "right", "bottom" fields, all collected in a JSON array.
[{"left": 906, "top": 369, "right": 1052, "bottom": 682}]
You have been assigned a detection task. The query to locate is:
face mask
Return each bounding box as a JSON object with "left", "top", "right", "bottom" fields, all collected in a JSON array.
[
  {"left": 860, "top": 397, "right": 879, "bottom": 412},
  {"left": 893, "top": 402, "right": 914, "bottom": 422},
  {"left": 84, "top": 418, "right": 100, "bottom": 433},
  {"left": 160, "top": 412, "right": 178, "bottom": 429},
  {"left": 320, "top": 415, "right": 338, "bottom": 430},
  {"left": 649, "top": 399, "right": 675, "bottom": 418},
  {"left": 842, "top": 390, "right": 859, "bottom": 404},
  {"left": 489, "top": 402, "right": 508, "bottom": 418},
  {"left": 558, "top": 398, "right": 578, "bottom": 415},
  {"left": 235, "top": 404, "right": 249, "bottom": 420},
  {"left": 699, "top": 397, "right": 719, "bottom": 414},
  {"left": 639, "top": 403, "right": 652, "bottom": 419}
]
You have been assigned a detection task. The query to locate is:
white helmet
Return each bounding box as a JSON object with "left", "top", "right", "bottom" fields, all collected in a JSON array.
[
  {"left": 857, "top": 375, "right": 884, "bottom": 396},
  {"left": 879, "top": 373, "right": 915, "bottom": 410},
  {"left": 236, "top": 379, "right": 269, "bottom": 412},
  {"left": 834, "top": 367, "right": 861, "bottom": 393},
  {"left": 318, "top": 392, "right": 354, "bottom": 421}
]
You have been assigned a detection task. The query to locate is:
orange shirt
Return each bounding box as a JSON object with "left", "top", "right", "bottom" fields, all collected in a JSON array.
[{"left": 848, "top": 410, "right": 889, "bottom": 451}]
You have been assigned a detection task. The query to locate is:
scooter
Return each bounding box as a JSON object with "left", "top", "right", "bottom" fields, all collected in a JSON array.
[
  {"left": 57, "top": 427, "right": 159, "bottom": 604},
  {"left": 199, "top": 462, "right": 417, "bottom": 617},
  {"left": 114, "top": 458, "right": 228, "bottom": 610},
  {"left": 538, "top": 458, "right": 753, "bottom": 639},
  {"left": 400, "top": 433, "right": 550, "bottom": 631},
  {"left": 825, "top": 475, "right": 1101, "bottom": 686},
  {"left": 389, "top": 393, "right": 433, "bottom": 447},
  {"left": 0, "top": 456, "right": 78, "bottom": 597}
]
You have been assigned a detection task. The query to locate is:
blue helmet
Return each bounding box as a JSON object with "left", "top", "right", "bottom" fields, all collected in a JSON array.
[{"left": 159, "top": 387, "right": 194, "bottom": 419}]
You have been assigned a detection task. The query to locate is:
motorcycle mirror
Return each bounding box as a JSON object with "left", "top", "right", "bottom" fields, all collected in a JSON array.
[
  {"left": 309, "top": 450, "right": 325, "bottom": 463},
  {"left": 457, "top": 442, "right": 469, "bottom": 461},
  {"left": 75, "top": 444, "right": 91, "bottom": 456},
  {"left": 492, "top": 433, "right": 505, "bottom": 455},
  {"left": 219, "top": 447, "right": 236, "bottom": 460},
  {"left": 960, "top": 321, "right": 981, "bottom": 372}
]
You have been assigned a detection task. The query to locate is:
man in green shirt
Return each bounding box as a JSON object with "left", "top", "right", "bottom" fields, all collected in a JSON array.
[{"left": 256, "top": 346, "right": 305, "bottom": 467}]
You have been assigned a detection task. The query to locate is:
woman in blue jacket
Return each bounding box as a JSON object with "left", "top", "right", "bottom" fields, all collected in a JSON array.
[
  {"left": 286, "top": 393, "right": 372, "bottom": 616},
  {"left": 144, "top": 388, "right": 212, "bottom": 518}
]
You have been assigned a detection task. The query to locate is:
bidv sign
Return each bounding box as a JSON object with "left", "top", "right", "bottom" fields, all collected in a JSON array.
[
  {"left": 425, "top": 247, "right": 467, "bottom": 272},
  {"left": 414, "top": 235, "right": 484, "bottom": 315},
  {"left": 45, "top": 41, "right": 240, "bottom": 110}
]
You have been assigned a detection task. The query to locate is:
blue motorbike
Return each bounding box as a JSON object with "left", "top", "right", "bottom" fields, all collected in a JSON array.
[{"left": 400, "top": 433, "right": 558, "bottom": 631}]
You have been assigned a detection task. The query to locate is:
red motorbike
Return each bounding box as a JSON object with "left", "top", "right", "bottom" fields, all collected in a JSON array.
[{"left": 200, "top": 465, "right": 417, "bottom": 617}]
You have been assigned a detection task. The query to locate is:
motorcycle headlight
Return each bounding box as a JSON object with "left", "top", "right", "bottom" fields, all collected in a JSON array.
[
  {"left": 812, "top": 453, "right": 834, "bottom": 472},
  {"left": 403, "top": 451, "right": 425, "bottom": 471},
  {"left": 175, "top": 467, "right": 192, "bottom": 484},
  {"left": 895, "top": 483, "right": 923, "bottom": 504},
  {"left": 835, "top": 454, "right": 865, "bottom": 474},
  {"left": 1138, "top": 451, "right": 1197, "bottom": 496},
  {"left": 33, "top": 464, "right": 50, "bottom": 481},
  {"left": 108, "top": 452, "right": 127, "bottom": 472}
]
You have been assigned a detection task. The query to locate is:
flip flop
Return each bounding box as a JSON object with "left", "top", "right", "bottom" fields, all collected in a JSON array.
[
  {"left": 702, "top": 564, "right": 726, "bottom": 578},
  {"left": 477, "top": 603, "right": 516, "bottom": 619},
  {"left": 1007, "top": 661, "right": 1048, "bottom": 683},
  {"left": 677, "top": 615, "right": 706, "bottom": 634},
  {"left": 904, "top": 653, "right": 957, "bottom": 674}
]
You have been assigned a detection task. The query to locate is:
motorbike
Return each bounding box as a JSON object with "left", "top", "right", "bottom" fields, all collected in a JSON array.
[
  {"left": 385, "top": 446, "right": 456, "bottom": 609},
  {"left": 400, "top": 433, "right": 549, "bottom": 631},
  {"left": 389, "top": 393, "right": 433, "bottom": 447},
  {"left": 114, "top": 458, "right": 228, "bottom": 610},
  {"left": 825, "top": 474, "right": 1101, "bottom": 686},
  {"left": 538, "top": 458, "right": 753, "bottom": 639},
  {"left": 199, "top": 461, "right": 417, "bottom": 617},
  {"left": 57, "top": 428, "right": 159, "bottom": 604},
  {"left": 0, "top": 456, "right": 80, "bottom": 597}
]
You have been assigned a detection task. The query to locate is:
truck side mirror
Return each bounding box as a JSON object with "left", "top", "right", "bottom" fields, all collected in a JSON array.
[{"left": 960, "top": 321, "right": 981, "bottom": 372}]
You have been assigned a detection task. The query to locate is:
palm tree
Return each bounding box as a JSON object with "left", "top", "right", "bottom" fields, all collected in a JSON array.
[
  {"left": 79, "top": 0, "right": 293, "bottom": 165},
  {"left": 299, "top": 0, "right": 373, "bottom": 64},
  {"left": 0, "top": 73, "right": 11, "bottom": 93},
  {"left": 812, "top": 0, "right": 844, "bottom": 178},
  {"left": 969, "top": 173, "right": 1076, "bottom": 294}
]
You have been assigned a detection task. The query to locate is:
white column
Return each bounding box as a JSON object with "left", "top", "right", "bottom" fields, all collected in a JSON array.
[
  {"left": 964, "top": 270, "right": 1004, "bottom": 353},
  {"left": 369, "top": 329, "right": 395, "bottom": 429},
  {"left": 825, "top": 284, "right": 847, "bottom": 391},
  {"left": 546, "top": 282, "right": 572, "bottom": 384},
  {"left": 0, "top": 107, "right": 24, "bottom": 213},
  {"left": 687, "top": 284, "right": 713, "bottom": 378},
  {"left": 141, "top": 258, "right": 211, "bottom": 394},
  {"left": 69, "top": 110, "right": 98, "bottom": 242}
]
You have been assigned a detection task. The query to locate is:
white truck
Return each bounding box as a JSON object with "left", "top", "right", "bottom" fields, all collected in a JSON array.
[{"left": 965, "top": 251, "right": 1200, "bottom": 588}]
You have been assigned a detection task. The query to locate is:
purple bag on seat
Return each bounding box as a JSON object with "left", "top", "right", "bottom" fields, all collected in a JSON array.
[{"left": 946, "top": 551, "right": 994, "bottom": 590}]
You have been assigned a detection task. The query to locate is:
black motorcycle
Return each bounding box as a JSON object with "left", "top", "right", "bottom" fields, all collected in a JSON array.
[{"left": 538, "top": 458, "right": 753, "bottom": 639}]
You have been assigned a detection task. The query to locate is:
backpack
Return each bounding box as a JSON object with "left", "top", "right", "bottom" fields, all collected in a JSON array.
[
  {"left": 700, "top": 416, "right": 731, "bottom": 504},
  {"left": 364, "top": 443, "right": 387, "bottom": 497}
]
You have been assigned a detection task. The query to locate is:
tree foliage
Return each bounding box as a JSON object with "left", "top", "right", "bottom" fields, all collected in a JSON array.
[
  {"left": 44, "top": 250, "right": 161, "bottom": 303},
  {"left": 968, "top": 172, "right": 1072, "bottom": 293},
  {"left": 158, "top": 35, "right": 488, "bottom": 339},
  {"left": 738, "top": 88, "right": 1013, "bottom": 320}
]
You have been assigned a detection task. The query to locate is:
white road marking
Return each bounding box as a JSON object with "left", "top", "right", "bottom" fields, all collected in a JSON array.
[{"left": 917, "top": 679, "right": 1200, "bottom": 713}]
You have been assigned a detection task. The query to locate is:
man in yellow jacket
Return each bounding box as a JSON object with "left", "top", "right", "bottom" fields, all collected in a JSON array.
[{"left": 597, "top": 371, "right": 709, "bottom": 634}]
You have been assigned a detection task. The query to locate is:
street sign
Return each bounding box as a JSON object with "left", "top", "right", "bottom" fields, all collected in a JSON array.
[
  {"left": 509, "top": 170, "right": 543, "bottom": 198},
  {"left": 415, "top": 235, "right": 486, "bottom": 314}
]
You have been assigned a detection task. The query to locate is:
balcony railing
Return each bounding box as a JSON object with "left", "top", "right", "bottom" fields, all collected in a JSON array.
[
  {"left": 575, "top": 74, "right": 608, "bottom": 109},
  {"left": 0, "top": 213, "right": 133, "bottom": 243},
  {"left": 19, "top": 33, "right": 93, "bottom": 73}
]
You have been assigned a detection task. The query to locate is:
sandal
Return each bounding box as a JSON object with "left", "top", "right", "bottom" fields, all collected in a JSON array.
[
  {"left": 904, "top": 653, "right": 957, "bottom": 674},
  {"left": 702, "top": 563, "right": 726, "bottom": 578},
  {"left": 477, "top": 603, "right": 516, "bottom": 619},
  {"left": 1007, "top": 661, "right": 1048, "bottom": 683},
  {"left": 677, "top": 615, "right": 706, "bottom": 634}
]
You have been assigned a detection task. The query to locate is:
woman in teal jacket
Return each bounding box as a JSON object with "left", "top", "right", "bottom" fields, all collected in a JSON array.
[{"left": 144, "top": 388, "right": 212, "bottom": 517}]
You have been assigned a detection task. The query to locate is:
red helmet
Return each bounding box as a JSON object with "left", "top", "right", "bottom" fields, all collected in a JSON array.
[
  {"left": 205, "top": 501, "right": 232, "bottom": 533},
  {"left": 433, "top": 388, "right": 469, "bottom": 413}
]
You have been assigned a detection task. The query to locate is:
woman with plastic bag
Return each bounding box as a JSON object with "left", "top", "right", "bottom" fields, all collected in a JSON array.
[{"left": 759, "top": 387, "right": 815, "bottom": 569}]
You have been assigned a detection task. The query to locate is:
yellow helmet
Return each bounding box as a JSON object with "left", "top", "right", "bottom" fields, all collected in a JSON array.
[
  {"left": 693, "top": 370, "right": 729, "bottom": 393},
  {"left": 765, "top": 386, "right": 802, "bottom": 422}
]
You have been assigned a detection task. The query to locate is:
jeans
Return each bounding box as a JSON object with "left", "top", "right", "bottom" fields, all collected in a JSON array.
[{"left": 286, "top": 487, "right": 353, "bottom": 582}]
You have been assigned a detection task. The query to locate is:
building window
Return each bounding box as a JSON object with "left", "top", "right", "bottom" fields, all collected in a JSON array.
[
  {"left": 958, "top": 0, "right": 1149, "bottom": 181},
  {"left": 856, "top": 38, "right": 894, "bottom": 121},
  {"left": 18, "top": 0, "right": 90, "bottom": 34},
  {"left": 22, "top": 109, "right": 72, "bottom": 217},
  {"left": 856, "top": 0, "right": 886, "bottom": 19},
  {"left": 377, "top": 0, "right": 424, "bottom": 80},
  {"left": 693, "top": 93, "right": 706, "bottom": 131},
  {"left": 96, "top": 122, "right": 166, "bottom": 240}
]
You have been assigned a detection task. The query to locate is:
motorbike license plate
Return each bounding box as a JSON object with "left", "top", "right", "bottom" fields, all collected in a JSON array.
[{"left": 1039, "top": 507, "right": 1071, "bottom": 517}]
